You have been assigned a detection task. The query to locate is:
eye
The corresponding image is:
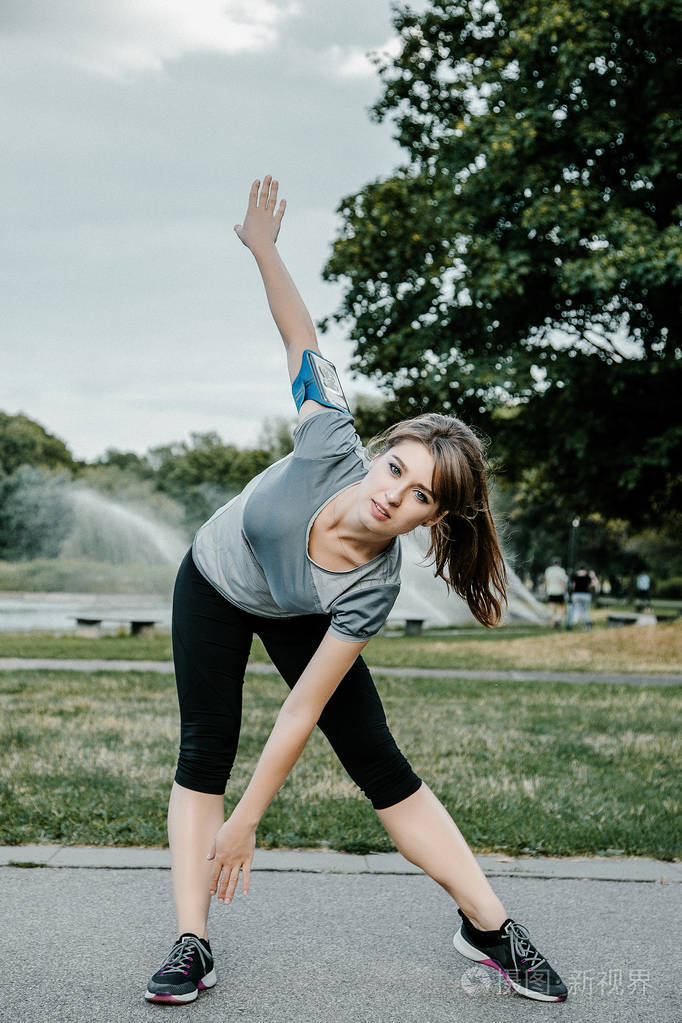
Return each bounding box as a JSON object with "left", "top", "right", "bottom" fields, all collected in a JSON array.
[
  {"left": 415, "top": 490, "right": 428, "bottom": 504},
  {"left": 389, "top": 461, "right": 401, "bottom": 476}
]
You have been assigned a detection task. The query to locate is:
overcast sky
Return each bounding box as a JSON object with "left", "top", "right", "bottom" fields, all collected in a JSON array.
[{"left": 1, "top": 1, "right": 408, "bottom": 460}]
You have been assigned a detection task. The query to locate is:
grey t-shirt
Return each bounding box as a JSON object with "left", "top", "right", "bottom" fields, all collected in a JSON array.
[{"left": 191, "top": 408, "right": 401, "bottom": 641}]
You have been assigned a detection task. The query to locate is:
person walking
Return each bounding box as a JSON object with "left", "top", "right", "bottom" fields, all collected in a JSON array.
[
  {"left": 145, "top": 176, "right": 568, "bottom": 1006},
  {"left": 636, "top": 570, "right": 652, "bottom": 609},
  {"left": 570, "top": 564, "right": 594, "bottom": 628},
  {"left": 544, "top": 557, "right": 568, "bottom": 628}
]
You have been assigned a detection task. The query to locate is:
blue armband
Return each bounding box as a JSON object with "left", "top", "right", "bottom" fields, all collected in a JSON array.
[{"left": 291, "top": 349, "right": 351, "bottom": 413}]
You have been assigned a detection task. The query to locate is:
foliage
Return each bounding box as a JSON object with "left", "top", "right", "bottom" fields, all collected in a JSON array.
[
  {"left": 626, "top": 529, "right": 682, "bottom": 582},
  {"left": 89, "top": 448, "right": 154, "bottom": 479},
  {"left": 147, "top": 432, "right": 273, "bottom": 532},
  {"left": 655, "top": 577, "right": 682, "bottom": 599},
  {"left": 0, "top": 412, "right": 75, "bottom": 476},
  {"left": 0, "top": 466, "right": 74, "bottom": 560},
  {"left": 321, "top": 0, "right": 681, "bottom": 527},
  {"left": 257, "top": 416, "right": 296, "bottom": 461}
]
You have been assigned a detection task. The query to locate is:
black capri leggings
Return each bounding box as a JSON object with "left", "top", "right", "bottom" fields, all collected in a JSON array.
[{"left": 172, "top": 549, "right": 422, "bottom": 810}]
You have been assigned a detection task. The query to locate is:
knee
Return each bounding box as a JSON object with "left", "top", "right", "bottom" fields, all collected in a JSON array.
[
  {"left": 351, "top": 735, "right": 423, "bottom": 810},
  {"left": 174, "top": 745, "right": 234, "bottom": 796}
]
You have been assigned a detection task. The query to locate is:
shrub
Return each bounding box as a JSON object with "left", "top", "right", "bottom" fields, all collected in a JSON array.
[{"left": 655, "top": 577, "right": 682, "bottom": 600}]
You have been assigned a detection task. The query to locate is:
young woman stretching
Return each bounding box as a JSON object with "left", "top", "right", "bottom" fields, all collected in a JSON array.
[{"left": 145, "top": 176, "right": 568, "bottom": 1005}]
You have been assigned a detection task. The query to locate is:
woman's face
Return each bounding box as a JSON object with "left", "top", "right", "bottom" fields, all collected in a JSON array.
[{"left": 354, "top": 439, "right": 445, "bottom": 538}]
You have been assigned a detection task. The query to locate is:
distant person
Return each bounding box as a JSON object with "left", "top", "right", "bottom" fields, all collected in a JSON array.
[
  {"left": 636, "top": 571, "right": 651, "bottom": 608},
  {"left": 544, "top": 557, "right": 568, "bottom": 628},
  {"left": 144, "top": 176, "right": 567, "bottom": 1007},
  {"left": 570, "top": 565, "right": 594, "bottom": 628}
]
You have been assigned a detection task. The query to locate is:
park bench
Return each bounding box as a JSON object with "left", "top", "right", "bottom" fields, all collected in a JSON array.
[
  {"left": 607, "top": 612, "right": 657, "bottom": 628},
  {"left": 74, "top": 616, "right": 159, "bottom": 637}
]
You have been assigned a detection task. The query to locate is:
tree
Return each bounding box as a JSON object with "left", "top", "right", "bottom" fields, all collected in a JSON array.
[
  {"left": 321, "top": 0, "right": 681, "bottom": 526},
  {"left": 92, "top": 449, "right": 154, "bottom": 478},
  {"left": 148, "top": 432, "right": 274, "bottom": 532},
  {"left": 0, "top": 466, "right": 74, "bottom": 560},
  {"left": 257, "top": 417, "right": 295, "bottom": 461},
  {"left": 0, "top": 412, "right": 75, "bottom": 476}
]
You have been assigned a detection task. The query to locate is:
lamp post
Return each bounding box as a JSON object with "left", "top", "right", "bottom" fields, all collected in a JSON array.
[
  {"left": 565, "top": 517, "right": 581, "bottom": 630},
  {"left": 567, "top": 516, "right": 580, "bottom": 577}
]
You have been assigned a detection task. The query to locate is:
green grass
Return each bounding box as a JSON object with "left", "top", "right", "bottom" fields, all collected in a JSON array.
[
  {"left": 1, "top": 617, "right": 681, "bottom": 674},
  {"left": 0, "top": 559, "right": 175, "bottom": 594},
  {"left": 0, "top": 632, "right": 174, "bottom": 660},
  {"left": 1, "top": 668, "right": 679, "bottom": 858}
]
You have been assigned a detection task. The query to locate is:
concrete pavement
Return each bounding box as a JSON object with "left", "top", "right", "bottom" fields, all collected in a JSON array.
[
  {"left": 1, "top": 847, "right": 680, "bottom": 1022},
  {"left": 2, "top": 657, "right": 681, "bottom": 686}
]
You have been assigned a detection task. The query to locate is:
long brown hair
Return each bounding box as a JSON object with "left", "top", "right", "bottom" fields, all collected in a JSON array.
[{"left": 368, "top": 413, "right": 507, "bottom": 627}]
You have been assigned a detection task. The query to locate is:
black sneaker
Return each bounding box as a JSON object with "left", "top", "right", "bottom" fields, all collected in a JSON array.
[
  {"left": 453, "top": 910, "right": 568, "bottom": 1002},
  {"left": 145, "top": 933, "right": 217, "bottom": 1004}
]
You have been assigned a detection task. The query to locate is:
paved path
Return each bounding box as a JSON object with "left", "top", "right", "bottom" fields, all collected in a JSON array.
[
  {"left": 2, "top": 844, "right": 680, "bottom": 882},
  {"left": 1, "top": 657, "right": 681, "bottom": 686},
  {"left": 1, "top": 847, "right": 679, "bottom": 1022}
]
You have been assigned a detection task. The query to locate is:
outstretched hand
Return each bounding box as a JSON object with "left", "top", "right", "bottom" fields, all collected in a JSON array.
[
  {"left": 234, "top": 175, "right": 286, "bottom": 254},
  {"left": 207, "top": 814, "right": 256, "bottom": 904}
]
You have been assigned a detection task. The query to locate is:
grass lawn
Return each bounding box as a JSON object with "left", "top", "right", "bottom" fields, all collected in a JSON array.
[
  {"left": 1, "top": 618, "right": 681, "bottom": 673},
  {"left": 1, "top": 668, "right": 679, "bottom": 859}
]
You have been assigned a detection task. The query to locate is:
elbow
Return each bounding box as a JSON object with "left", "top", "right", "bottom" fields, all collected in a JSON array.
[{"left": 277, "top": 699, "right": 318, "bottom": 733}]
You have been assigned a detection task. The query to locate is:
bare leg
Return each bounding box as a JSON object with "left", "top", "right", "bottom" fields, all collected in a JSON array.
[
  {"left": 167, "top": 781, "right": 224, "bottom": 940},
  {"left": 376, "top": 781, "right": 507, "bottom": 932}
]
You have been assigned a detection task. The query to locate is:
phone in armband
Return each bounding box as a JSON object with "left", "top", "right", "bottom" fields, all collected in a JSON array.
[{"left": 292, "top": 349, "right": 351, "bottom": 413}]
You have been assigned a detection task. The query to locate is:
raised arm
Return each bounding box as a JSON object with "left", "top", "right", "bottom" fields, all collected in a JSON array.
[{"left": 234, "top": 176, "right": 323, "bottom": 389}]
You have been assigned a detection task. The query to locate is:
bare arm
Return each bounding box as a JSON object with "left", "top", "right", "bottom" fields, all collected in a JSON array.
[
  {"left": 235, "top": 176, "right": 324, "bottom": 402},
  {"left": 208, "top": 631, "right": 368, "bottom": 902}
]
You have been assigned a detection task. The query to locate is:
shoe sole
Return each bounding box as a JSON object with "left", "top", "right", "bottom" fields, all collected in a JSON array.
[
  {"left": 453, "top": 929, "right": 567, "bottom": 1002},
  {"left": 145, "top": 968, "right": 217, "bottom": 1004}
]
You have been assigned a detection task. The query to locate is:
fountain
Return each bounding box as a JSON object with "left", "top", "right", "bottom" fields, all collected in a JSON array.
[{"left": 0, "top": 480, "right": 191, "bottom": 632}]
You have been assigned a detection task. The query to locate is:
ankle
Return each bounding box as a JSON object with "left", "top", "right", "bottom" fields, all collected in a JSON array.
[
  {"left": 468, "top": 917, "right": 506, "bottom": 934},
  {"left": 464, "top": 907, "right": 508, "bottom": 933},
  {"left": 178, "top": 930, "right": 209, "bottom": 942}
]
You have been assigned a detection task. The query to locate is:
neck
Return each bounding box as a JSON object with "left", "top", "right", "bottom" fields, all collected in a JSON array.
[{"left": 331, "top": 486, "right": 392, "bottom": 562}]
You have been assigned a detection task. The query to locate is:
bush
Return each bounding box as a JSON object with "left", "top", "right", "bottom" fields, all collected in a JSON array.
[
  {"left": 655, "top": 577, "right": 682, "bottom": 600},
  {"left": 0, "top": 466, "right": 74, "bottom": 560}
]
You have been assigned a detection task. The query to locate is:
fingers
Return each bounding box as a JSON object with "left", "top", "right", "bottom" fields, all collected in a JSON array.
[
  {"left": 217, "top": 864, "right": 241, "bottom": 904},
  {"left": 274, "top": 199, "right": 286, "bottom": 225},
  {"left": 268, "top": 179, "right": 278, "bottom": 209},
  {"left": 258, "top": 174, "right": 272, "bottom": 208},
  {"left": 256, "top": 174, "right": 280, "bottom": 211},
  {"left": 248, "top": 179, "right": 260, "bottom": 208},
  {"left": 209, "top": 861, "right": 250, "bottom": 902}
]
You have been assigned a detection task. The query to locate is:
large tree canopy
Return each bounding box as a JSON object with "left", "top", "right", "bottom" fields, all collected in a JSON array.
[
  {"left": 0, "top": 412, "right": 75, "bottom": 476},
  {"left": 322, "top": 0, "right": 681, "bottom": 526}
]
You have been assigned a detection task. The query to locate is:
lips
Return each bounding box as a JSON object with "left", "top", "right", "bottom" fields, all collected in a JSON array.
[{"left": 371, "top": 499, "right": 390, "bottom": 520}]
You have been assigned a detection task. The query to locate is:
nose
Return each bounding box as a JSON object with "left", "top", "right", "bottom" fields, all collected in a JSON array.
[{"left": 385, "top": 487, "right": 401, "bottom": 507}]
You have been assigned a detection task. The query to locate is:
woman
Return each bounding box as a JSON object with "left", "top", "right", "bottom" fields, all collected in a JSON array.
[{"left": 145, "top": 176, "right": 568, "bottom": 1005}]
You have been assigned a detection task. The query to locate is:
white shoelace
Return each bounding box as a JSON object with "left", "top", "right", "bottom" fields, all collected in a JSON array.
[
  {"left": 503, "top": 921, "right": 547, "bottom": 972},
  {"left": 161, "top": 936, "right": 210, "bottom": 975}
]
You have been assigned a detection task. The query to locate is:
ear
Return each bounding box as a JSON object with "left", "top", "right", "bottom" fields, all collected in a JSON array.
[{"left": 424, "top": 508, "right": 448, "bottom": 528}]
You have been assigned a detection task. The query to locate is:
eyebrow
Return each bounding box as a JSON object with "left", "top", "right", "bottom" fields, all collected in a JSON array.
[{"left": 390, "top": 454, "right": 434, "bottom": 499}]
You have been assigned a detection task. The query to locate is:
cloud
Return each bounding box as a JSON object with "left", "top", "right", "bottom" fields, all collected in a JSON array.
[
  {"left": 1, "top": 0, "right": 301, "bottom": 76},
  {"left": 329, "top": 37, "right": 402, "bottom": 79}
]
